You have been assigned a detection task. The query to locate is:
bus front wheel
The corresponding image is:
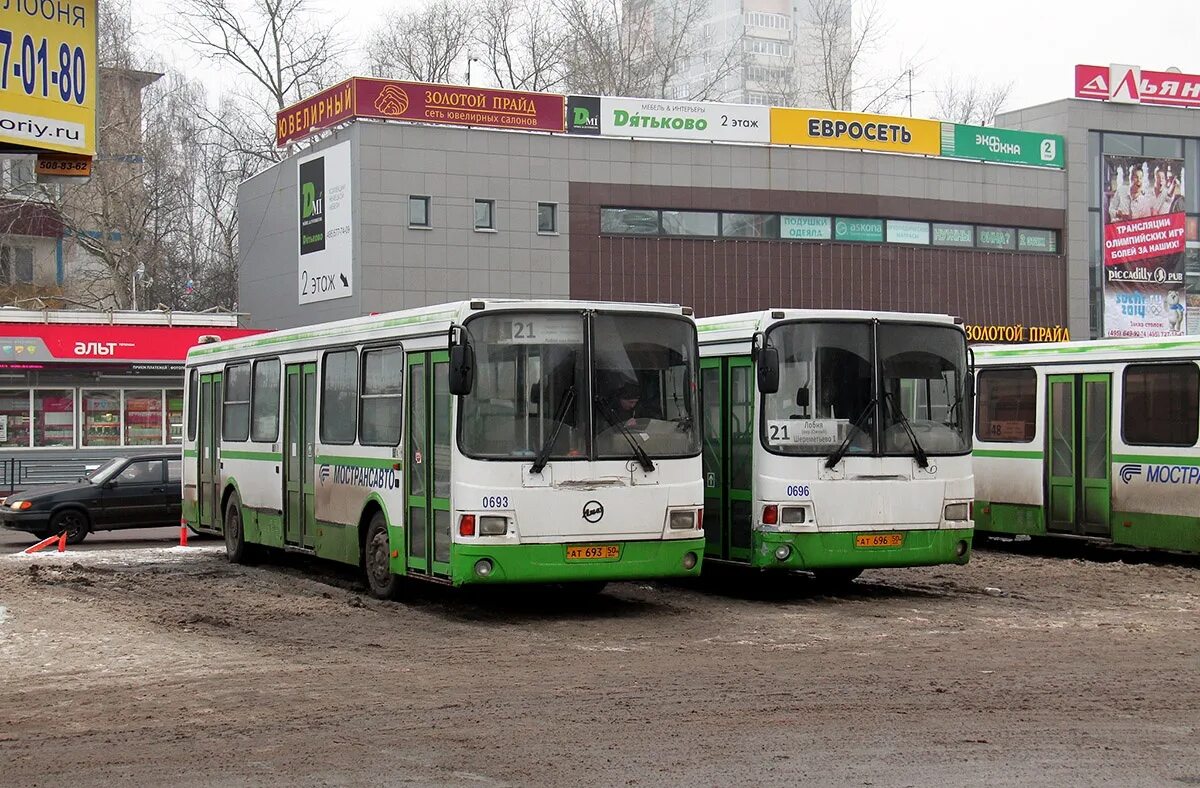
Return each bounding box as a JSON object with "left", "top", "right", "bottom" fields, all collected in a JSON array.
[{"left": 364, "top": 512, "right": 401, "bottom": 600}]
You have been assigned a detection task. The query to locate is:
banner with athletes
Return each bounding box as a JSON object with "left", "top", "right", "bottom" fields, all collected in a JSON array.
[{"left": 1102, "top": 154, "right": 1187, "bottom": 337}]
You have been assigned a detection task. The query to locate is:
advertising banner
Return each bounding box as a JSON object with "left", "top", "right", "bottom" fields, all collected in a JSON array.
[
  {"left": 780, "top": 215, "right": 831, "bottom": 240},
  {"left": 0, "top": 325, "right": 264, "bottom": 364},
  {"left": 834, "top": 218, "right": 883, "bottom": 242},
  {"left": 886, "top": 220, "right": 930, "bottom": 245},
  {"left": 1102, "top": 154, "right": 1187, "bottom": 337},
  {"left": 932, "top": 223, "right": 974, "bottom": 247},
  {"left": 771, "top": 108, "right": 940, "bottom": 156},
  {"left": 597, "top": 97, "right": 769, "bottom": 143},
  {"left": 940, "top": 123, "right": 1064, "bottom": 168},
  {"left": 298, "top": 141, "right": 353, "bottom": 304},
  {"left": 1075, "top": 64, "right": 1200, "bottom": 109},
  {"left": 277, "top": 78, "right": 566, "bottom": 146},
  {"left": 0, "top": 0, "right": 97, "bottom": 155},
  {"left": 566, "top": 95, "right": 600, "bottom": 135}
]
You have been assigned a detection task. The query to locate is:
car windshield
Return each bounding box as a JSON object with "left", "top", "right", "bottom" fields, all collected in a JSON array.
[
  {"left": 87, "top": 457, "right": 128, "bottom": 484},
  {"left": 458, "top": 311, "right": 700, "bottom": 461},
  {"left": 761, "top": 320, "right": 970, "bottom": 457}
]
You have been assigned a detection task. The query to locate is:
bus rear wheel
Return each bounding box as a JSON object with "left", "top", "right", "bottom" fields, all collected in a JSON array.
[
  {"left": 224, "top": 494, "right": 256, "bottom": 565},
  {"left": 364, "top": 512, "right": 401, "bottom": 600}
]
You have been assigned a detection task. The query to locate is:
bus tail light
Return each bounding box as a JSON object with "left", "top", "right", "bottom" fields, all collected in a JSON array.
[
  {"left": 944, "top": 503, "right": 971, "bottom": 522},
  {"left": 696, "top": 508, "right": 704, "bottom": 531},
  {"left": 780, "top": 507, "right": 806, "bottom": 524},
  {"left": 459, "top": 514, "right": 476, "bottom": 537},
  {"left": 669, "top": 510, "right": 695, "bottom": 530},
  {"left": 479, "top": 516, "right": 508, "bottom": 536},
  {"left": 762, "top": 505, "right": 778, "bottom": 525}
]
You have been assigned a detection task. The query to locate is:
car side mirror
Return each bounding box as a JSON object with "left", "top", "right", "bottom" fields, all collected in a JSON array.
[
  {"left": 449, "top": 342, "right": 475, "bottom": 396},
  {"left": 102, "top": 480, "right": 115, "bottom": 490},
  {"left": 757, "top": 346, "right": 780, "bottom": 394}
]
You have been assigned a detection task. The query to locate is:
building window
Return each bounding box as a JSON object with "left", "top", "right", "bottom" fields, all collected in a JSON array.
[
  {"left": 0, "top": 246, "right": 34, "bottom": 284},
  {"left": 125, "top": 390, "right": 165, "bottom": 446},
  {"left": 0, "top": 390, "right": 31, "bottom": 447},
  {"left": 474, "top": 199, "right": 495, "bottom": 230},
  {"left": 166, "top": 389, "right": 183, "bottom": 445},
  {"left": 746, "top": 11, "right": 789, "bottom": 29},
  {"left": 222, "top": 363, "right": 251, "bottom": 442},
  {"left": 537, "top": 202, "right": 557, "bottom": 234},
  {"left": 601, "top": 208, "right": 659, "bottom": 235},
  {"left": 661, "top": 210, "right": 718, "bottom": 236},
  {"left": 409, "top": 196, "right": 431, "bottom": 228},
  {"left": 251, "top": 359, "right": 281, "bottom": 442},
  {"left": 721, "top": 212, "right": 779, "bottom": 238},
  {"left": 1122, "top": 363, "right": 1199, "bottom": 446},
  {"left": 976, "top": 368, "right": 1037, "bottom": 443},
  {"left": 321, "top": 349, "right": 358, "bottom": 445},
  {"left": 81, "top": 390, "right": 121, "bottom": 447},
  {"left": 360, "top": 346, "right": 404, "bottom": 446},
  {"left": 746, "top": 38, "right": 788, "bottom": 57},
  {"left": 34, "top": 390, "right": 74, "bottom": 448}
]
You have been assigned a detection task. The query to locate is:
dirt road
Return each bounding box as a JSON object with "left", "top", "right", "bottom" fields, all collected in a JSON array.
[{"left": 1, "top": 542, "right": 1197, "bottom": 787}]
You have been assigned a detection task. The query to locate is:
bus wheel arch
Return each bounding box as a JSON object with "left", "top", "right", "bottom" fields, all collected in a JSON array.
[
  {"left": 220, "top": 483, "right": 240, "bottom": 530},
  {"left": 361, "top": 505, "right": 400, "bottom": 600}
]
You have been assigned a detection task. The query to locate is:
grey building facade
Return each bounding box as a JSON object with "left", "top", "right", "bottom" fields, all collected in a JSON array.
[{"left": 240, "top": 120, "right": 1068, "bottom": 334}]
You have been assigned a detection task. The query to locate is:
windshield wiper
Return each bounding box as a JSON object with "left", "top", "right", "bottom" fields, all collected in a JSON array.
[
  {"left": 530, "top": 385, "right": 576, "bottom": 475},
  {"left": 594, "top": 396, "right": 655, "bottom": 472},
  {"left": 885, "top": 393, "right": 929, "bottom": 468},
  {"left": 825, "top": 397, "right": 877, "bottom": 470}
]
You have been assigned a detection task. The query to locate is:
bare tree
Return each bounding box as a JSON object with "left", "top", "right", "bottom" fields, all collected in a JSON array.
[
  {"left": 473, "top": 0, "right": 568, "bottom": 91},
  {"left": 793, "top": 0, "right": 920, "bottom": 112},
  {"left": 934, "top": 77, "right": 1013, "bottom": 126},
  {"left": 555, "top": 0, "right": 741, "bottom": 100},
  {"left": 368, "top": 0, "right": 475, "bottom": 83}
]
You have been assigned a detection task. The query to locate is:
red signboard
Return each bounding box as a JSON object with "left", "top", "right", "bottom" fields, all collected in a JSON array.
[
  {"left": 1075, "top": 64, "right": 1200, "bottom": 108},
  {"left": 1104, "top": 213, "right": 1186, "bottom": 269},
  {"left": 276, "top": 78, "right": 566, "bottom": 147},
  {"left": 0, "top": 324, "right": 266, "bottom": 363}
]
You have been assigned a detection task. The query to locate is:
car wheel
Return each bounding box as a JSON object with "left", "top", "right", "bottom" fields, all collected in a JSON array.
[
  {"left": 223, "top": 494, "right": 255, "bottom": 565},
  {"left": 364, "top": 511, "right": 400, "bottom": 600},
  {"left": 51, "top": 509, "right": 90, "bottom": 545}
]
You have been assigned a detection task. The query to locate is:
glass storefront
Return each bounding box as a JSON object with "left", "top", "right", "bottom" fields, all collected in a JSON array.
[{"left": 0, "top": 387, "right": 183, "bottom": 448}]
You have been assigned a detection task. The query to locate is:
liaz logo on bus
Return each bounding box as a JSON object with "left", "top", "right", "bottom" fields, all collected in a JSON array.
[
  {"left": 582, "top": 500, "right": 604, "bottom": 523},
  {"left": 299, "top": 156, "right": 326, "bottom": 255},
  {"left": 319, "top": 463, "right": 401, "bottom": 489}
]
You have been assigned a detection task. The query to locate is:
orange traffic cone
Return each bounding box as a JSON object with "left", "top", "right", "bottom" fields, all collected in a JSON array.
[
  {"left": 22, "top": 534, "right": 59, "bottom": 554},
  {"left": 57, "top": 532, "right": 67, "bottom": 552},
  {"left": 179, "top": 523, "right": 189, "bottom": 547}
]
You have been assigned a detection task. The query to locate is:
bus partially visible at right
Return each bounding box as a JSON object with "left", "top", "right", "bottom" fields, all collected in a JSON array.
[{"left": 973, "top": 336, "right": 1200, "bottom": 553}]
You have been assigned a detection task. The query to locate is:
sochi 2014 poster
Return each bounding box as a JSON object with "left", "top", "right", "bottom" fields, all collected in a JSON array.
[{"left": 1102, "top": 154, "right": 1187, "bottom": 337}]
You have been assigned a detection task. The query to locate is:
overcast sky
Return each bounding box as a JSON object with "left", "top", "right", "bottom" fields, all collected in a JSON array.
[{"left": 140, "top": 0, "right": 1200, "bottom": 118}]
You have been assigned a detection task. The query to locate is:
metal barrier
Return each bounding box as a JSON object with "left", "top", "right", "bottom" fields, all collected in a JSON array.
[{"left": 0, "top": 456, "right": 112, "bottom": 494}]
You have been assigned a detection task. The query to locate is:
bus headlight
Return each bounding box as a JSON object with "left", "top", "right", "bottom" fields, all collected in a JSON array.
[
  {"left": 944, "top": 503, "right": 971, "bottom": 522},
  {"left": 669, "top": 511, "right": 695, "bottom": 530},
  {"left": 479, "top": 516, "right": 508, "bottom": 536}
]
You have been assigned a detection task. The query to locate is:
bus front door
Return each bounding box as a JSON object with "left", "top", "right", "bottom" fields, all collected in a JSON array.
[
  {"left": 198, "top": 372, "right": 222, "bottom": 530},
  {"left": 699, "top": 356, "right": 754, "bottom": 562},
  {"left": 284, "top": 363, "right": 317, "bottom": 549},
  {"left": 1046, "top": 374, "right": 1112, "bottom": 538},
  {"left": 406, "top": 351, "right": 452, "bottom": 579}
]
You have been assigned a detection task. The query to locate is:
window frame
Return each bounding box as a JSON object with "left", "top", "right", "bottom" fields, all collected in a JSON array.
[
  {"left": 250, "top": 357, "right": 282, "bottom": 443},
  {"left": 409, "top": 195, "right": 431, "bottom": 228},
  {"left": 537, "top": 202, "right": 558, "bottom": 235},
  {"left": 320, "top": 347, "right": 360, "bottom": 446},
  {"left": 474, "top": 198, "right": 496, "bottom": 231},
  {"left": 975, "top": 367, "right": 1038, "bottom": 444},
  {"left": 222, "top": 362, "right": 252, "bottom": 442},
  {"left": 1121, "top": 362, "right": 1200, "bottom": 447},
  {"left": 186, "top": 369, "right": 199, "bottom": 441},
  {"left": 358, "top": 344, "right": 405, "bottom": 447}
]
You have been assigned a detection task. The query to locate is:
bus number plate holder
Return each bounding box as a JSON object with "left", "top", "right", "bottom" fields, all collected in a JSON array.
[{"left": 855, "top": 533, "right": 903, "bottom": 548}]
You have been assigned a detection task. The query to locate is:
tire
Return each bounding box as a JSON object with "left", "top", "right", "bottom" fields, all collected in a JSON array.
[
  {"left": 363, "top": 511, "right": 401, "bottom": 600},
  {"left": 223, "top": 494, "right": 255, "bottom": 564},
  {"left": 810, "top": 568, "right": 863, "bottom": 590},
  {"left": 51, "top": 508, "right": 90, "bottom": 545}
]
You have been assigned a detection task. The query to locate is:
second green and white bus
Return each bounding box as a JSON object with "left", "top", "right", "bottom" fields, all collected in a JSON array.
[
  {"left": 696, "top": 309, "right": 975, "bottom": 583},
  {"left": 182, "top": 300, "right": 706, "bottom": 596}
]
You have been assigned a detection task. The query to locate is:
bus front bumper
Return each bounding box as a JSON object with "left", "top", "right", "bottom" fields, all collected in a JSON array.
[
  {"left": 450, "top": 538, "right": 706, "bottom": 585},
  {"left": 754, "top": 527, "right": 973, "bottom": 571}
]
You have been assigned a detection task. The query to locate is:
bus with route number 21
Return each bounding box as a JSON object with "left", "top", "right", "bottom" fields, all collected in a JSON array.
[
  {"left": 182, "top": 300, "right": 706, "bottom": 597},
  {"left": 696, "top": 309, "right": 975, "bottom": 584}
]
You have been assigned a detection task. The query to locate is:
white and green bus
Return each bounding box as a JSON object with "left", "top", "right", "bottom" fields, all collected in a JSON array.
[
  {"left": 182, "top": 300, "right": 705, "bottom": 597},
  {"left": 973, "top": 336, "right": 1200, "bottom": 553},
  {"left": 696, "top": 309, "right": 975, "bottom": 583}
]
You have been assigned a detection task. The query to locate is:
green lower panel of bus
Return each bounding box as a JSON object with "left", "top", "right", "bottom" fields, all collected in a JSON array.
[
  {"left": 753, "top": 528, "right": 973, "bottom": 571},
  {"left": 449, "top": 538, "right": 706, "bottom": 585},
  {"left": 973, "top": 501, "right": 1046, "bottom": 537}
]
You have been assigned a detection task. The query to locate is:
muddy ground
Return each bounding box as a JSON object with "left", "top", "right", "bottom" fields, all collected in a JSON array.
[{"left": 0, "top": 537, "right": 1197, "bottom": 787}]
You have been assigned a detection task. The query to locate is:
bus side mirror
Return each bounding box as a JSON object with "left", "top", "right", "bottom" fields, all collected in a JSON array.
[
  {"left": 757, "top": 346, "right": 780, "bottom": 394},
  {"left": 449, "top": 343, "right": 475, "bottom": 396},
  {"left": 795, "top": 387, "right": 810, "bottom": 408}
]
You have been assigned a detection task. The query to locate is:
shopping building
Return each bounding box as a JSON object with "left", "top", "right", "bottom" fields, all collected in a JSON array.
[
  {"left": 0, "top": 309, "right": 262, "bottom": 489},
  {"left": 239, "top": 65, "right": 1200, "bottom": 341}
]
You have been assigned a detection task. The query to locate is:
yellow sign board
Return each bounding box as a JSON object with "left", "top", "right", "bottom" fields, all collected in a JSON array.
[
  {"left": 0, "top": 1, "right": 97, "bottom": 155},
  {"left": 770, "top": 108, "right": 941, "bottom": 156}
]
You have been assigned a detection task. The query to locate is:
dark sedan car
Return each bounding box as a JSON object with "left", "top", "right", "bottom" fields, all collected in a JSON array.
[{"left": 0, "top": 453, "right": 182, "bottom": 544}]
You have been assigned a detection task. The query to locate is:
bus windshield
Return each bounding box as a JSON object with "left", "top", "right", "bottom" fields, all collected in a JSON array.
[
  {"left": 761, "top": 321, "right": 969, "bottom": 457},
  {"left": 459, "top": 311, "right": 700, "bottom": 462}
]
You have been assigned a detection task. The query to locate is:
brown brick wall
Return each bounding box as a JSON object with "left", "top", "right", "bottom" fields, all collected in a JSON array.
[{"left": 569, "top": 183, "right": 1068, "bottom": 327}]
